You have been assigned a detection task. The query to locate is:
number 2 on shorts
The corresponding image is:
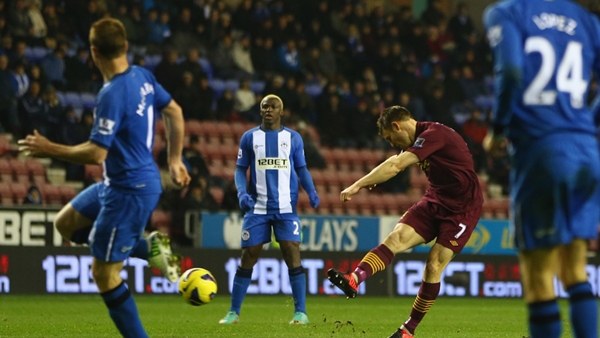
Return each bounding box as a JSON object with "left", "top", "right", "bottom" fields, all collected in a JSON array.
[
  {"left": 293, "top": 221, "right": 299, "bottom": 235},
  {"left": 455, "top": 223, "right": 467, "bottom": 239}
]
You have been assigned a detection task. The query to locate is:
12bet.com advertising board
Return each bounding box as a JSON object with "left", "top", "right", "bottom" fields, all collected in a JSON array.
[{"left": 2, "top": 246, "right": 600, "bottom": 298}]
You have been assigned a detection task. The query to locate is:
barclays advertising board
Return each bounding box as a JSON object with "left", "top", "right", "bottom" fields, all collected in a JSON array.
[
  {"left": 200, "top": 212, "right": 381, "bottom": 251},
  {"left": 200, "top": 212, "right": 516, "bottom": 254}
]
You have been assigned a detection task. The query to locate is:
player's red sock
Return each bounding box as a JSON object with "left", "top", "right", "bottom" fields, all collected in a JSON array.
[
  {"left": 354, "top": 244, "right": 394, "bottom": 284},
  {"left": 403, "top": 280, "right": 441, "bottom": 335}
]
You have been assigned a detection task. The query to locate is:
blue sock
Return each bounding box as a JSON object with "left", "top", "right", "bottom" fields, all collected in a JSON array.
[
  {"left": 230, "top": 267, "right": 252, "bottom": 315},
  {"left": 528, "top": 299, "right": 561, "bottom": 338},
  {"left": 70, "top": 226, "right": 92, "bottom": 244},
  {"left": 567, "top": 282, "right": 598, "bottom": 338},
  {"left": 129, "top": 238, "right": 149, "bottom": 260},
  {"left": 100, "top": 281, "right": 148, "bottom": 338},
  {"left": 289, "top": 266, "right": 306, "bottom": 314}
]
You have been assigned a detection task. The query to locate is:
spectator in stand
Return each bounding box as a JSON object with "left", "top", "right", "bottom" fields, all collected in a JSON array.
[
  {"left": 448, "top": 3, "right": 474, "bottom": 47},
  {"left": 27, "top": 1, "right": 46, "bottom": 41},
  {"left": 19, "top": 80, "right": 46, "bottom": 136},
  {"left": 65, "top": 48, "right": 92, "bottom": 91},
  {"left": 211, "top": 34, "right": 237, "bottom": 79},
  {"left": 182, "top": 179, "right": 219, "bottom": 213},
  {"left": 171, "top": 7, "right": 197, "bottom": 51},
  {"left": 296, "top": 120, "right": 326, "bottom": 169},
  {"left": 318, "top": 94, "right": 349, "bottom": 147},
  {"left": 40, "top": 44, "right": 66, "bottom": 89},
  {"left": 28, "top": 65, "right": 46, "bottom": 91},
  {"left": 175, "top": 72, "right": 200, "bottom": 120},
  {"left": 459, "top": 65, "right": 485, "bottom": 101},
  {"left": 425, "top": 85, "right": 455, "bottom": 129},
  {"left": 278, "top": 39, "right": 301, "bottom": 76},
  {"left": 76, "top": 0, "right": 101, "bottom": 42},
  {"left": 44, "top": 86, "right": 64, "bottom": 142},
  {"left": 252, "top": 36, "right": 277, "bottom": 75},
  {"left": 10, "top": 40, "right": 28, "bottom": 69},
  {"left": 462, "top": 109, "right": 488, "bottom": 173},
  {"left": 127, "top": 6, "right": 147, "bottom": 49},
  {"left": 42, "top": 3, "right": 66, "bottom": 41},
  {"left": 233, "top": 34, "right": 255, "bottom": 79},
  {"left": 154, "top": 49, "right": 180, "bottom": 95},
  {"left": 347, "top": 100, "right": 375, "bottom": 149},
  {"left": 196, "top": 76, "right": 215, "bottom": 120},
  {"left": 147, "top": 10, "right": 171, "bottom": 46},
  {"left": 421, "top": 0, "right": 445, "bottom": 27},
  {"left": 318, "top": 37, "right": 336, "bottom": 80},
  {"left": 11, "top": 61, "right": 28, "bottom": 98},
  {"left": 217, "top": 89, "right": 236, "bottom": 121},
  {"left": 487, "top": 138, "right": 510, "bottom": 196},
  {"left": 234, "top": 79, "right": 256, "bottom": 114},
  {"left": 233, "top": 0, "right": 254, "bottom": 34},
  {"left": 220, "top": 179, "right": 240, "bottom": 212},
  {"left": 10, "top": 0, "right": 32, "bottom": 39},
  {"left": 182, "top": 135, "right": 210, "bottom": 182},
  {"left": 0, "top": 17, "right": 11, "bottom": 40},
  {"left": 0, "top": 54, "right": 16, "bottom": 133},
  {"left": 179, "top": 48, "right": 206, "bottom": 82},
  {"left": 23, "top": 185, "right": 42, "bottom": 205}
]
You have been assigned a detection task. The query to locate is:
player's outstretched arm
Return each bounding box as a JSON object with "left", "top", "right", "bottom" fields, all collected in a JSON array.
[
  {"left": 340, "top": 151, "right": 419, "bottom": 202},
  {"left": 18, "top": 130, "right": 108, "bottom": 165},
  {"left": 296, "top": 166, "right": 319, "bottom": 209},
  {"left": 161, "top": 100, "right": 190, "bottom": 187}
]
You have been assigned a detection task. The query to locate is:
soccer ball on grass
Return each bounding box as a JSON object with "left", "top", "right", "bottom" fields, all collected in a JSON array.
[{"left": 178, "top": 268, "right": 217, "bottom": 306}]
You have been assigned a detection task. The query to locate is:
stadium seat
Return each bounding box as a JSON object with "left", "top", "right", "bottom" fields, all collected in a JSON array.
[
  {"left": 85, "top": 165, "right": 103, "bottom": 182},
  {"left": 224, "top": 79, "right": 239, "bottom": 92},
  {"left": 151, "top": 210, "right": 171, "bottom": 235},
  {"left": 80, "top": 93, "right": 97, "bottom": 108},
  {"left": 344, "top": 148, "right": 362, "bottom": 171},
  {"left": 58, "top": 185, "right": 77, "bottom": 203},
  {"left": 209, "top": 79, "right": 226, "bottom": 97},
  {"left": 39, "top": 184, "right": 61, "bottom": 205},
  {"left": 0, "top": 134, "right": 10, "bottom": 153},
  {"left": 319, "top": 148, "right": 335, "bottom": 167},
  {"left": 0, "top": 182, "right": 12, "bottom": 204},
  {"left": 0, "top": 158, "right": 11, "bottom": 180},
  {"left": 215, "top": 122, "right": 233, "bottom": 137},
  {"left": 198, "top": 58, "right": 213, "bottom": 79},
  {"left": 184, "top": 120, "right": 203, "bottom": 135},
  {"left": 64, "top": 92, "right": 83, "bottom": 108},
  {"left": 25, "top": 159, "right": 45, "bottom": 176},
  {"left": 250, "top": 81, "right": 266, "bottom": 93},
  {"left": 209, "top": 187, "right": 224, "bottom": 204},
  {"left": 231, "top": 122, "right": 247, "bottom": 140},
  {"left": 10, "top": 182, "right": 28, "bottom": 204},
  {"left": 9, "top": 159, "right": 28, "bottom": 182}
]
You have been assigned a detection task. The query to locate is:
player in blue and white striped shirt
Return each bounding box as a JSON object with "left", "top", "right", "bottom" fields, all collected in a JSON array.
[{"left": 219, "top": 94, "right": 320, "bottom": 325}]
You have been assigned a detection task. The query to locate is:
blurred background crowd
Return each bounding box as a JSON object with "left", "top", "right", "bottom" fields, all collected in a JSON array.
[{"left": 1, "top": 0, "right": 597, "bottom": 245}]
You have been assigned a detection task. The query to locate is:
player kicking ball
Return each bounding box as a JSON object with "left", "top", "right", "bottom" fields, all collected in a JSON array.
[{"left": 328, "top": 106, "right": 483, "bottom": 338}]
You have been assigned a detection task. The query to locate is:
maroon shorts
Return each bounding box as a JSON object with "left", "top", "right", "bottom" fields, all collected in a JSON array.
[{"left": 400, "top": 199, "right": 482, "bottom": 253}]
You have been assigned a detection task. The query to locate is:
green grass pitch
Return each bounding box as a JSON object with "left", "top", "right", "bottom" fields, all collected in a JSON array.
[{"left": 0, "top": 295, "right": 582, "bottom": 337}]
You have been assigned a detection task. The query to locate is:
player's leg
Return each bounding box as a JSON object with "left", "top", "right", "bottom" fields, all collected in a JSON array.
[
  {"left": 54, "top": 182, "right": 156, "bottom": 264},
  {"left": 328, "top": 202, "right": 434, "bottom": 298},
  {"left": 54, "top": 183, "right": 102, "bottom": 244},
  {"left": 220, "top": 215, "right": 270, "bottom": 324},
  {"left": 90, "top": 190, "right": 155, "bottom": 338},
  {"left": 396, "top": 243, "right": 454, "bottom": 337},
  {"left": 557, "top": 240, "right": 597, "bottom": 338},
  {"left": 274, "top": 214, "right": 308, "bottom": 324},
  {"left": 395, "top": 206, "right": 480, "bottom": 337},
  {"left": 93, "top": 259, "right": 147, "bottom": 338}
]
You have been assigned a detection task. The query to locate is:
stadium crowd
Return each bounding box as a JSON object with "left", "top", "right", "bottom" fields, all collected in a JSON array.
[{"left": 0, "top": 0, "right": 562, "bottom": 245}]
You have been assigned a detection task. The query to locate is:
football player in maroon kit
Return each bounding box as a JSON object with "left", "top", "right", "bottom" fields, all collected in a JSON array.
[{"left": 328, "top": 106, "right": 483, "bottom": 338}]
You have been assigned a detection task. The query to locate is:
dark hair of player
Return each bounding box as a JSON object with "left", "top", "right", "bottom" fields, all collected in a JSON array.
[
  {"left": 90, "top": 18, "right": 127, "bottom": 59},
  {"left": 377, "top": 105, "right": 413, "bottom": 135}
]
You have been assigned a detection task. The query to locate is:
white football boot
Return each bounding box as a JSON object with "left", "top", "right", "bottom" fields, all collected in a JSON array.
[{"left": 147, "top": 231, "right": 181, "bottom": 283}]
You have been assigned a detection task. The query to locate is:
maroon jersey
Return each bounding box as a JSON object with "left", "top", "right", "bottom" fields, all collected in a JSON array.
[{"left": 406, "top": 122, "right": 483, "bottom": 213}]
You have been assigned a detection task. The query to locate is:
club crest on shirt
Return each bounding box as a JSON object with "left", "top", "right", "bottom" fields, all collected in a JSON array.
[
  {"left": 238, "top": 149, "right": 243, "bottom": 159},
  {"left": 281, "top": 142, "right": 288, "bottom": 149},
  {"left": 242, "top": 230, "right": 250, "bottom": 241},
  {"left": 413, "top": 137, "right": 425, "bottom": 147},
  {"left": 418, "top": 160, "right": 430, "bottom": 173}
]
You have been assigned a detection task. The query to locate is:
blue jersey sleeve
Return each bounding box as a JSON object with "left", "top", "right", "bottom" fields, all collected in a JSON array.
[
  {"left": 484, "top": 4, "right": 524, "bottom": 133},
  {"left": 89, "top": 90, "right": 122, "bottom": 149},
  {"left": 292, "top": 132, "right": 307, "bottom": 168},
  {"left": 153, "top": 81, "right": 172, "bottom": 111},
  {"left": 236, "top": 132, "right": 252, "bottom": 168}
]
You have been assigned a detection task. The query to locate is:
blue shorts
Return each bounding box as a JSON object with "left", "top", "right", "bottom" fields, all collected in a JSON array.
[
  {"left": 511, "top": 134, "right": 600, "bottom": 251},
  {"left": 72, "top": 183, "right": 159, "bottom": 262},
  {"left": 241, "top": 213, "right": 301, "bottom": 248}
]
